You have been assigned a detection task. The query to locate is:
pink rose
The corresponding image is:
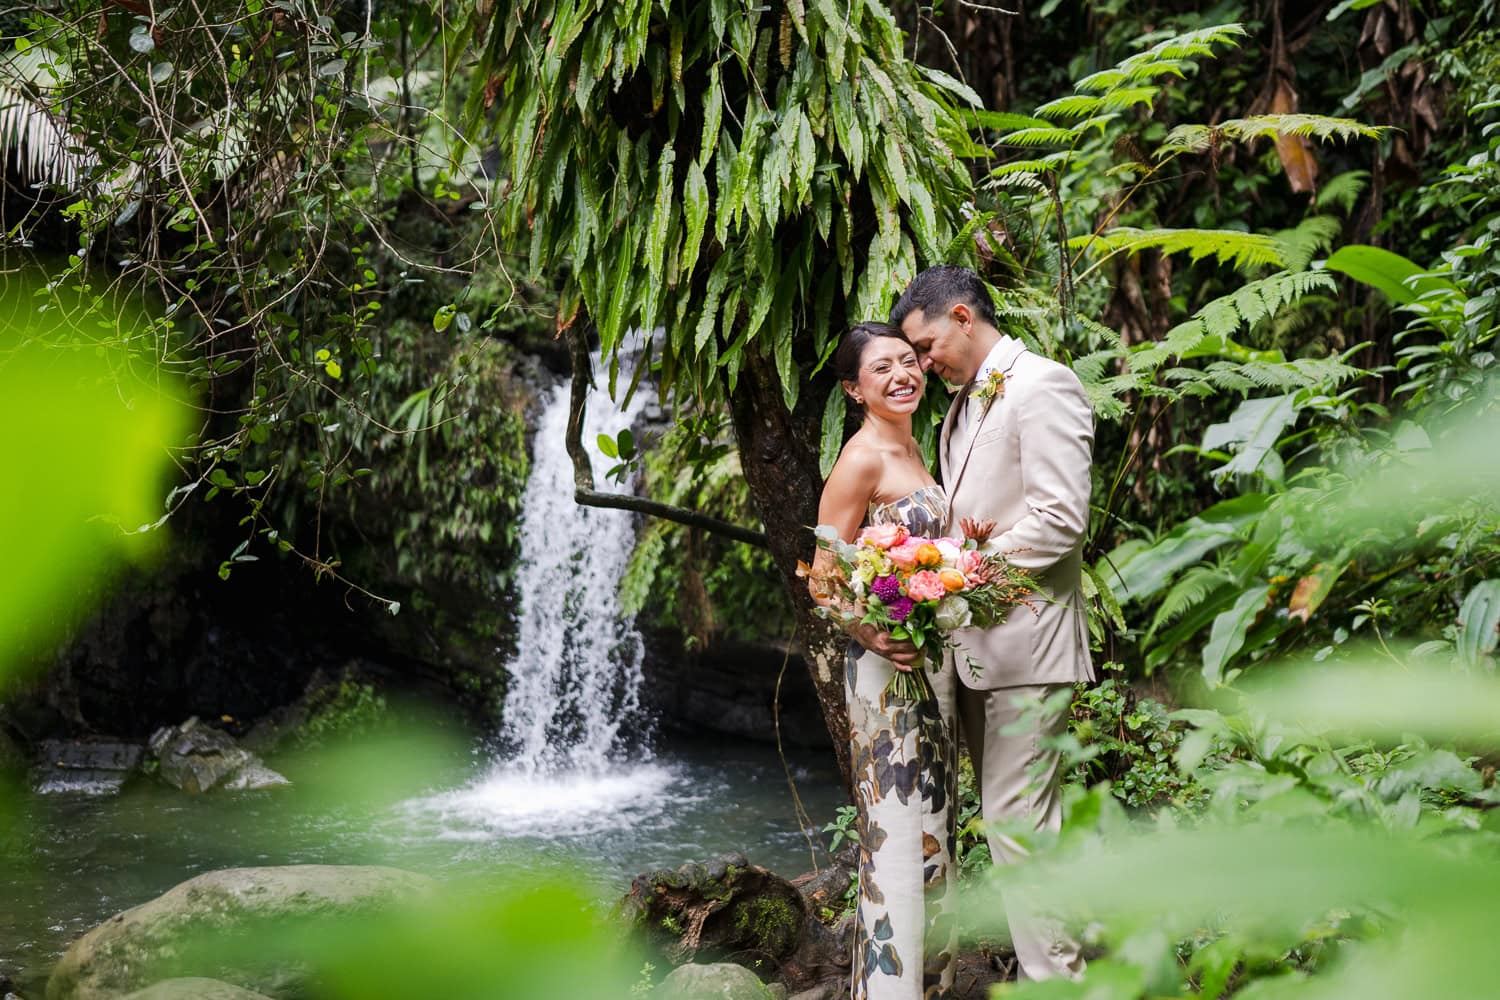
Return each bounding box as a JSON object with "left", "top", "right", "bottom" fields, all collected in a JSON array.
[
  {"left": 957, "top": 549, "right": 987, "bottom": 584},
  {"left": 887, "top": 540, "right": 923, "bottom": 568},
  {"left": 905, "top": 570, "right": 947, "bottom": 602},
  {"left": 858, "top": 523, "right": 909, "bottom": 550}
]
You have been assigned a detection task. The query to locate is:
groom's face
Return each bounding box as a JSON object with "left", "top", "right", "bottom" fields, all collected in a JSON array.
[{"left": 899, "top": 304, "right": 978, "bottom": 387}]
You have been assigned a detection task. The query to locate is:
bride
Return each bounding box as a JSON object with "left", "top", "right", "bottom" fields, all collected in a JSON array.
[{"left": 809, "top": 321, "right": 958, "bottom": 1000}]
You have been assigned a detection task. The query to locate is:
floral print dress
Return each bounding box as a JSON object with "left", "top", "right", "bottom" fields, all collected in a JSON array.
[{"left": 846, "top": 484, "right": 959, "bottom": 1000}]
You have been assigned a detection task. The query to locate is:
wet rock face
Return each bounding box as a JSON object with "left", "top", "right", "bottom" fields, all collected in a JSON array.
[
  {"left": 31, "top": 740, "right": 143, "bottom": 796},
  {"left": 148, "top": 719, "right": 289, "bottom": 794},
  {"left": 640, "top": 635, "right": 831, "bottom": 750},
  {"left": 46, "top": 865, "right": 436, "bottom": 1000}
]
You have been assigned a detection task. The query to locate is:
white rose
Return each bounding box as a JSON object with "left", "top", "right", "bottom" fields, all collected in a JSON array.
[{"left": 934, "top": 595, "right": 971, "bottom": 631}]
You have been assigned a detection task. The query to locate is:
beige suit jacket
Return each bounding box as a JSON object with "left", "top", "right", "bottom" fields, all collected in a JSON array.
[{"left": 940, "top": 337, "right": 1097, "bottom": 690}]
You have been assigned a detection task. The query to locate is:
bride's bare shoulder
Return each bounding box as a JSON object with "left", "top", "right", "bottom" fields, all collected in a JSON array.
[{"left": 828, "top": 434, "right": 884, "bottom": 484}]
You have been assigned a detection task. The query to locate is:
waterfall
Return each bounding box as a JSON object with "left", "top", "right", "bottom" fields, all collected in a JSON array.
[{"left": 495, "top": 350, "right": 650, "bottom": 773}]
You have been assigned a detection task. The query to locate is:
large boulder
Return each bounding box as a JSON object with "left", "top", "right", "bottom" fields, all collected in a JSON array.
[
  {"left": 657, "top": 963, "right": 775, "bottom": 1000},
  {"left": 148, "top": 719, "right": 288, "bottom": 794},
  {"left": 119, "top": 979, "right": 273, "bottom": 1000},
  {"left": 46, "top": 865, "right": 435, "bottom": 1000}
]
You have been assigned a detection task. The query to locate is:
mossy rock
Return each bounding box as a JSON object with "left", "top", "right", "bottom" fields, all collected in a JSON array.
[
  {"left": 657, "top": 962, "right": 774, "bottom": 999},
  {"left": 621, "top": 853, "right": 807, "bottom": 971}
]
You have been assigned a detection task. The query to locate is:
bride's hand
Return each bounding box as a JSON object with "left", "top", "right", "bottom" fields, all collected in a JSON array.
[{"left": 848, "top": 622, "right": 921, "bottom": 669}]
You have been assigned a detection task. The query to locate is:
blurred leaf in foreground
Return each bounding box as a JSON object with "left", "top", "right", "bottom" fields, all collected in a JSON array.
[
  {"left": 185, "top": 876, "right": 643, "bottom": 999},
  {"left": 0, "top": 262, "right": 187, "bottom": 684}
]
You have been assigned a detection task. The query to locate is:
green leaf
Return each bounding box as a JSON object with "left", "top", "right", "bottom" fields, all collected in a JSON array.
[
  {"left": 1200, "top": 394, "right": 1300, "bottom": 481},
  {"left": 596, "top": 433, "right": 618, "bottom": 459},
  {"left": 1102, "top": 494, "right": 1272, "bottom": 604},
  {"left": 1202, "top": 584, "right": 1270, "bottom": 686},
  {"left": 1457, "top": 580, "right": 1500, "bottom": 671},
  {"left": 819, "top": 386, "right": 846, "bottom": 478},
  {"left": 433, "top": 305, "right": 456, "bottom": 332},
  {"left": 680, "top": 159, "right": 709, "bottom": 281},
  {"left": 1324, "top": 245, "right": 1423, "bottom": 304}
]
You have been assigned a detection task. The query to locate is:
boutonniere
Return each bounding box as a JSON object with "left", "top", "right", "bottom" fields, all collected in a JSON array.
[{"left": 970, "top": 368, "right": 1006, "bottom": 406}]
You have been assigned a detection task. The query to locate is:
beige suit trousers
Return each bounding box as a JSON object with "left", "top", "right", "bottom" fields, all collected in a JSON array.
[{"left": 957, "top": 682, "right": 1085, "bottom": 981}]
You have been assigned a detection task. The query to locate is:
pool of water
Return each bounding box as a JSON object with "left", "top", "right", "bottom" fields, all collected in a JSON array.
[{"left": 0, "top": 734, "right": 845, "bottom": 993}]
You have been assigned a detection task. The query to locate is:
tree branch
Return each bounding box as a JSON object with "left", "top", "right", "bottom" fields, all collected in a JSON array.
[{"left": 564, "top": 320, "right": 770, "bottom": 549}]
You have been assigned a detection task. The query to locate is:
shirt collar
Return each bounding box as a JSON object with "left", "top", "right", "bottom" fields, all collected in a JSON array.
[{"left": 972, "top": 335, "right": 1025, "bottom": 386}]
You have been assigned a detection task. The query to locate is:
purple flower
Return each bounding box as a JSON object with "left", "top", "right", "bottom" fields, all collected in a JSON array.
[
  {"left": 871, "top": 574, "right": 902, "bottom": 603},
  {"left": 887, "top": 596, "right": 915, "bottom": 622}
]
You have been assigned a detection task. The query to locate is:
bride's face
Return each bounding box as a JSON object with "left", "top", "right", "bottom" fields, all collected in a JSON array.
[{"left": 846, "top": 337, "right": 924, "bottom": 416}]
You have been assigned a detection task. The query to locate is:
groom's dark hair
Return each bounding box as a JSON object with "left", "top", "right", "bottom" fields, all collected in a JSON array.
[{"left": 890, "top": 265, "right": 997, "bottom": 329}]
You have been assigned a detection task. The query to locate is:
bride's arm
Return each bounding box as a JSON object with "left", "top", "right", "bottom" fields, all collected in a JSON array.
[{"left": 810, "top": 445, "right": 921, "bottom": 669}]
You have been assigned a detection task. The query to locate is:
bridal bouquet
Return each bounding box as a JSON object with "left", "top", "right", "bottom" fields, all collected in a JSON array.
[{"left": 805, "top": 521, "right": 1034, "bottom": 701}]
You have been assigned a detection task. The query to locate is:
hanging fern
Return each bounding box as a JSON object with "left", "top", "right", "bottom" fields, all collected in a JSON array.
[{"left": 466, "top": 0, "right": 978, "bottom": 412}]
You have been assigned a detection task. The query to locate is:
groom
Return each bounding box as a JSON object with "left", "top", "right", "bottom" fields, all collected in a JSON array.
[{"left": 894, "top": 264, "right": 1096, "bottom": 980}]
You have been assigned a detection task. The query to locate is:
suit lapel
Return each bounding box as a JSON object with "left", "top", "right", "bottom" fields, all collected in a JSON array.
[{"left": 945, "top": 337, "right": 1029, "bottom": 503}]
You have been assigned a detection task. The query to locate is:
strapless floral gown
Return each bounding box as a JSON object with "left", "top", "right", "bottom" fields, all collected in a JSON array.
[{"left": 846, "top": 484, "right": 958, "bottom": 1000}]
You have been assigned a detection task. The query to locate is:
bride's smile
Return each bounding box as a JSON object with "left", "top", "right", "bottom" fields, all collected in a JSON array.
[{"left": 852, "top": 338, "right": 925, "bottom": 415}]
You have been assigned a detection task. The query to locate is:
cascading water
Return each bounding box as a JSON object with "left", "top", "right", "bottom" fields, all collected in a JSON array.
[
  {"left": 406, "top": 346, "right": 690, "bottom": 838},
  {"left": 495, "top": 354, "right": 650, "bottom": 772}
]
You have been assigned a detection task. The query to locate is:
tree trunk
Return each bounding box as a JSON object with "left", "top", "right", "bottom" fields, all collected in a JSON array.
[{"left": 726, "top": 351, "right": 853, "bottom": 793}]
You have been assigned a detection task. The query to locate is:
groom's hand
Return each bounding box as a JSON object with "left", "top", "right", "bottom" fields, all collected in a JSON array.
[{"left": 847, "top": 622, "right": 921, "bottom": 670}]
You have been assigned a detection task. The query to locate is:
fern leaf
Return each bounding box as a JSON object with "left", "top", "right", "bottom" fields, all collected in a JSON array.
[
  {"left": 1034, "top": 94, "right": 1104, "bottom": 120},
  {"left": 1074, "top": 226, "right": 1286, "bottom": 273},
  {"left": 1159, "top": 114, "right": 1389, "bottom": 156},
  {"left": 1276, "top": 214, "right": 1344, "bottom": 272},
  {"left": 998, "top": 115, "right": 1114, "bottom": 147},
  {"left": 1315, "top": 170, "right": 1370, "bottom": 215},
  {"left": 1150, "top": 566, "right": 1234, "bottom": 637}
]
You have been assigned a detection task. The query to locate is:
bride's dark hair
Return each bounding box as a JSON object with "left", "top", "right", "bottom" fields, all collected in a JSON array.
[{"left": 834, "top": 321, "right": 914, "bottom": 388}]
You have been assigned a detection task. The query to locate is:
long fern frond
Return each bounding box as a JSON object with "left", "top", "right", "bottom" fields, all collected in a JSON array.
[
  {"left": 997, "top": 116, "right": 1115, "bottom": 147},
  {"left": 1159, "top": 114, "right": 1390, "bottom": 156},
  {"left": 1072, "top": 226, "right": 1286, "bottom": 275}
]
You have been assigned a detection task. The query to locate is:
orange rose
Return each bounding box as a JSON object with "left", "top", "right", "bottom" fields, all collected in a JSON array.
[
  {"left": 915, "top": 543, "right": 943, "bottom": 567},
  {"left": 938, "top": 568, "right": 967, "bottom": 592}
]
